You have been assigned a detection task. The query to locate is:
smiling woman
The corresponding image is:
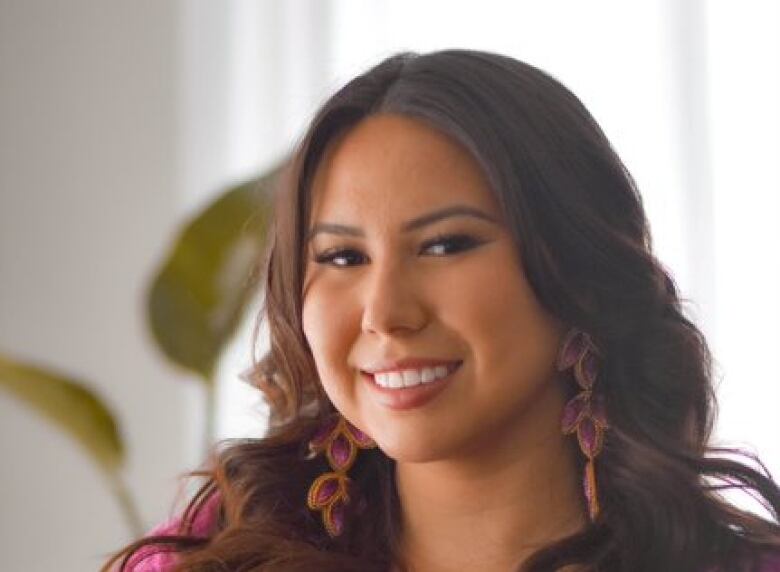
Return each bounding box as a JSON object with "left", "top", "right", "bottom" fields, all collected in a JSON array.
[{"left": 102, "top": 49, "right": 780, "bottom": 572}]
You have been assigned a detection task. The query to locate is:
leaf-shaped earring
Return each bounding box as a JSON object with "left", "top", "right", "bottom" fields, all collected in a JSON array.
[
  {"left": 305, "top": 413, "right": 377, "bottom": 537},
  {"left": 557, "top": 328, "right": 609, "bottom": 522}
]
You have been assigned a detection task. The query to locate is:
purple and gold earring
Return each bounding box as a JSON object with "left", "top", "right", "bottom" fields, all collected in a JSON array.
[
  {"left": 557, "top": 328, "right": 609, "bottom": 521},
  {"left": 305, "top": 413, "right": 377, "bottom": 537}
]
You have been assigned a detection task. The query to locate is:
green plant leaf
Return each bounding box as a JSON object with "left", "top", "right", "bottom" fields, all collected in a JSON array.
[
  {"left": 146, "top": 165, "right": 281, "bottom": 382},
  {"left": 0, "top": 353, "right": 124, "bottom": 475}
]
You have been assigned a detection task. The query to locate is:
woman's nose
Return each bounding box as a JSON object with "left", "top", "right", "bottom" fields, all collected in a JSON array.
[{"left": 359, "top": 257, "right": 427, "bottom": 337}]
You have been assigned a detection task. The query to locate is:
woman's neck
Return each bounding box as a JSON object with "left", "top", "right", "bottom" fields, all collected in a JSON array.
[{"left": 392, "top": 399, "right": 587, "bottom": 572}]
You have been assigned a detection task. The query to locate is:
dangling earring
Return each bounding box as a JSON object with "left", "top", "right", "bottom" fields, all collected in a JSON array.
[
  {"left": 305, "top": 412, "right": 377, "bottom": 537},
  {"left": 557, "top": 328, "right": 609, "bottom": 521}
]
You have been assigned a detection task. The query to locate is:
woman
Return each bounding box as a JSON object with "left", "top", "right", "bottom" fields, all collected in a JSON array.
[{"left": 102, "top": 49, "right": 780, "bottom": 571}]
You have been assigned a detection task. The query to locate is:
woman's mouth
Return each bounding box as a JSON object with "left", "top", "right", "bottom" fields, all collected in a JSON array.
[{"left": 361, "top": 361, "right": 463, "bottom": 411}]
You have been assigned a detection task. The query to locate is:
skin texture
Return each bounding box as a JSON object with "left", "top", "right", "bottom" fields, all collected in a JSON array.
[{"left": 302, "top": 113, "right": 586, "bottom": 571}]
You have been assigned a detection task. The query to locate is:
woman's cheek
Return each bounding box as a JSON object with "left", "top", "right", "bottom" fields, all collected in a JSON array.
[
  {"left": 302, "top": 296, "right": 331, "bottom": 374},
  {"left": 303, "top": 290, "right": 352, "bottom": 387}
]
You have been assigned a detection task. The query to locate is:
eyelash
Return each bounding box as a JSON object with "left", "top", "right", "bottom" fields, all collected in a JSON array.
[{"left": 313, "top": 233, "right": 482, "bottom": 268}]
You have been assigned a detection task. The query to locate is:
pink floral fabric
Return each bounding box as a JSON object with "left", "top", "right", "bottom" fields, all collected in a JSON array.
[{"left": 120, "top": 492, "right": 221, "bottom": 572}]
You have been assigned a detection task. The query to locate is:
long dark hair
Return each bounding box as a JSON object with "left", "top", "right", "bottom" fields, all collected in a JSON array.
[{"left": 102, "top": 49, "right": 780, "bottom": 572}]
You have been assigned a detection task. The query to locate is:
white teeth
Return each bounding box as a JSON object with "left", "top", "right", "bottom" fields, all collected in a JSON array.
[
  {"left": 374, "top": 364, "right": 458, "bottom": 389},
  {"left": 402, "top": 370, "right": 421, "bottom": 387},
  {"left": 388, "top": 372, "right": 403, "bottom": 388}
]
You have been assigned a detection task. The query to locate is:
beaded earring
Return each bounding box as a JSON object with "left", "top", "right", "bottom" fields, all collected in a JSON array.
[
  {"left": 556, "top": 328, "right": 609, "bottom": 521},
  {"left": 305, "top": 413, "right": 377, "bottom": 537}
]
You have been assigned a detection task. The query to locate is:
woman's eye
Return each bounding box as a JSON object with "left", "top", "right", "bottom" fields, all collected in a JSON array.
[
  {"left": 313, "top": 249, "right": 365, "bottom": 267},
  {"left": 420, "top": 233, "right": 481, "bottom": 256},
  {"left": 312, "top": 233, "right": 481, "bottom": 268}
]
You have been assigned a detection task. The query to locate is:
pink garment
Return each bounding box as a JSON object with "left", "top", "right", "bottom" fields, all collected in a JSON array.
[
  {"left": 746, "top": 549, "right": 780, "bottom": 572},
  {"left": 120, "top": 492, "right": 221, "bottom": 572},
  {"left": 761, "top": 551, "right": 780, "bottom": 571},
  {"left": 708, "top": 549, "right": 780, "bottom": 572}
]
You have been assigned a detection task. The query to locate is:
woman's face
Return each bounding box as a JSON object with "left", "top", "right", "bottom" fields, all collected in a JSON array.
[{"left": 302, "top": 113, "right": 567, "bottom": 463}]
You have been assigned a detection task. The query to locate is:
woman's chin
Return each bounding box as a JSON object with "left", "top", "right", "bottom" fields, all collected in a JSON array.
[{"left": 372, "top": 433, "right": 465, "bottom": 465}]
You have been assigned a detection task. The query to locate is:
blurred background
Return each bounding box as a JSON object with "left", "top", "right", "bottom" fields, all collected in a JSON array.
[{"left": 1, "top": 1, "right": 778, "bottom": 570}]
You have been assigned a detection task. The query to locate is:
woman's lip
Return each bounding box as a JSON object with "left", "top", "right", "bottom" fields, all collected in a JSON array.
[{"left": 362, "top": 361, "right": 462, "bottom": 411}]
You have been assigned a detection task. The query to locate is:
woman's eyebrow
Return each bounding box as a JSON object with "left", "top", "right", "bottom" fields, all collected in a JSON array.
[{"left": 305, "top": 204, "right": 500, "bottom": 243}]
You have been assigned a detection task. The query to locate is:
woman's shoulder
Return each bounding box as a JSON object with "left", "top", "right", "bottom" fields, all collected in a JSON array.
[{"left": 120, "top": 492, "right": 222, "bottom": 572}]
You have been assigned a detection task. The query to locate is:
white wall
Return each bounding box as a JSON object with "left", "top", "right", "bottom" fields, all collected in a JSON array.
[
  {"left": 0, "top": 1, "right": 193, "bottom": 570},
  {"left": 706, "top": 1, "right": 780, "bottom": 476}
]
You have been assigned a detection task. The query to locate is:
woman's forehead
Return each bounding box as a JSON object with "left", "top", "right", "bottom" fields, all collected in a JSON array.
[{"left": 307, "top": 114, "right": 501, "bottom": 224}]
